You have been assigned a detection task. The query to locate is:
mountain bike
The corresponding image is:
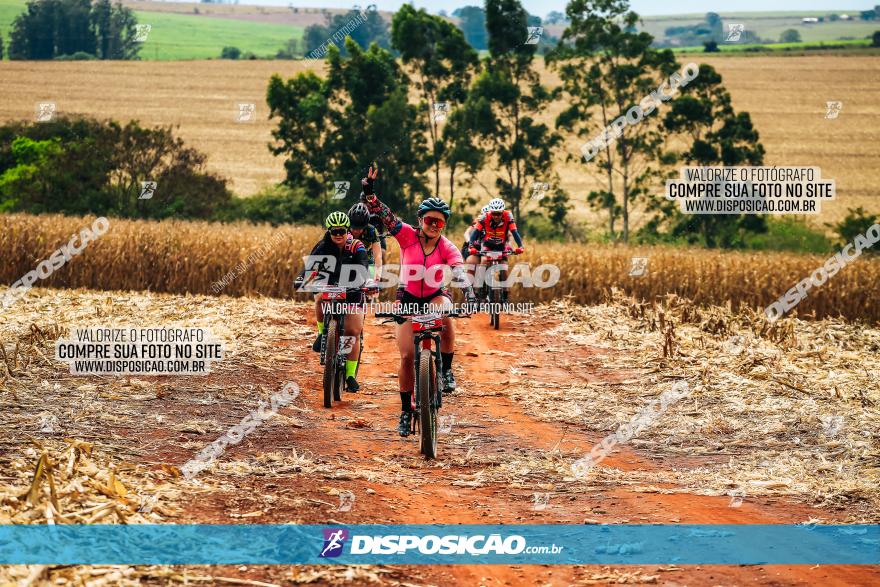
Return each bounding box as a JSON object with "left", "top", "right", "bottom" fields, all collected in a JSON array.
[
  {"left": 476, "top": 246, "right": 519, "bottom": 330},
  {"left": 375, "top": 308, "right": 468, "bottom": 459},
  {"left": 315, "top": 285, "right": 366, "bottom": 409}
]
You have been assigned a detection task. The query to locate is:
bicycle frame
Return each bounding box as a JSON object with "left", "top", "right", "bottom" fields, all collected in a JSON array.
[
  {"left": 376, "top": 309, "right": 467, "bottom": 457},
  {"left": 318, "top": 286, "right": 349, "bottom": 367},
  {"left": 314, "top": 285, "right": 367, "bottom": 407},
  {"left": 480, "top": 249, "right": 509, "bottom": 292},
  {"left": 411, "top": 314, "right": 445, "bottom": 414}
]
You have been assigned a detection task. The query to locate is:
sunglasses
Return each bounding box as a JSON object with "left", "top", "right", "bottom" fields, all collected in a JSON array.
[
  {"left": 491, "top": 211, "right": 503, "bottom": 217},
  {"left": 329, "top": 227, "right": 348, "bottom": 236},
  {"left": 422, "top": 216, "right": 446, "bottom": 229}
]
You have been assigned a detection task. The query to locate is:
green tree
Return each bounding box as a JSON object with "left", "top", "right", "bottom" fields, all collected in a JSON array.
[
  {"left": 303, "top": 22, "right": 331, "bottom": 55},
  {"left": 9, "top": 0, "right": 139, "bottom": 60},
  {"left": 545, "top": 11, "right": 566, "bottom": 24},
  {"left": 441, "top": 104, "right": 486, "bottom": 211},
  {"left": 0, "top": 137, "right": 63, "bottom": 212},
  {"left": 391, "top": 4, "right": 479, "bottom": 204},
  {"left": 275, "top": 38, "right": 300, "bottom": 59},
  {"left": 91, "top": 0, "right": 140, "bottom": 59},
  {"left": 872, "top": 30, "right": 880, "bottom": 46},
  {"left": 0, "top": 116, "right": 230, "bottom": 219},
  {"left": 705, "top": 12, "right": 723, "bottom": 41},
  {"left": 304, "top": 6, "right": 390, "bottom": 57},
  {"left": 550, "top": 0, "right": 679, "bottom": 242},
  {"left": 462, "top": 0, "right": 563, "bottom": 225},
  {"left": 0, "top": 32, "right": 4, "bottom": 60},
  {"left": 779, "top": 28, "right": 802, "bottom": 43},
  {"left": 453, "top": 6, "right": 488, "bottom": 50},
  {"left": 267, "top": 40, "right": 429, "bottom": 219},
  {"left": 221, "top": 46, "right": 241, "bottom": 59},
  {"left": 829, "top": 207, "right": 878, "bottom": 251},
  {"left": 653, "top": 64, "right": 767, "bottom": 248}
]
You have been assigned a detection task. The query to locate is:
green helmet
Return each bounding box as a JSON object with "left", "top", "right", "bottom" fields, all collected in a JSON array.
[{"left": 325, "top": 211, "right": 350, "bottom": 229}]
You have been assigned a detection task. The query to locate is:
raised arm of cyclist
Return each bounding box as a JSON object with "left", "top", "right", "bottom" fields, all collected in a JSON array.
[{"left": 361, "top": 165, "right": 476, "bottom": 437}]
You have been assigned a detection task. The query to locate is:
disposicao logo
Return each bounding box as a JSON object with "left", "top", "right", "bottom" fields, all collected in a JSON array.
[{"left": 319, "top": 528, "right": 349, "bottom": 558}]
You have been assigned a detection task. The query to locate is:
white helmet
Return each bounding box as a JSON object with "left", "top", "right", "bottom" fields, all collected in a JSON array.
[
  {"left": 480, "top": 205, "right": 490, "bottom": 214},
  {"left": 488, "top": 198, "right": 505, "bottom": 211}
]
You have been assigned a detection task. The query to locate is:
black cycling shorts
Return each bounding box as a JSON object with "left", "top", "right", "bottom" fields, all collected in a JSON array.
[{"left": 396, "top": 288, "right": 452, "bottom": 316}]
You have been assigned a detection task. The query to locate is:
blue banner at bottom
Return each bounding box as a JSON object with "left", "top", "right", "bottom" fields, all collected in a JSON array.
[{"left": 0, "top": 524, "right": 877, "bottom": 565}]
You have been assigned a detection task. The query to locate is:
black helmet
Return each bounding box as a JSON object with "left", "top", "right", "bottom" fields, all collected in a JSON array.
[
  {"left": 348, "top": 203, "right": 370, "bottom": 228},
  {"left": 417, "top": 197, "right": 450, "bottom": 218}
]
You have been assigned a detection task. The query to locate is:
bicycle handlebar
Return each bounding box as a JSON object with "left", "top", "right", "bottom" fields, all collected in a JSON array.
[{"left": 376, "top": 309, "right": 471, "bottom": 324}]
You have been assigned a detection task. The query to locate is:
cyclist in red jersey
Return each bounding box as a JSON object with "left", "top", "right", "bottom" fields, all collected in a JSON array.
[{"left": 465, "top": 198, "right": 525, "bottom": 292}]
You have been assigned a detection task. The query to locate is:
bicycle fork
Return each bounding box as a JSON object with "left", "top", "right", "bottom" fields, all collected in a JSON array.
[{"left": 412, "top": 333, "right": 442, "bottom": 425}]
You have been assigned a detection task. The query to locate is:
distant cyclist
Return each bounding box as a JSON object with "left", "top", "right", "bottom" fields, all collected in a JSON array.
[
  {"left": 465, "top": 198, "right": 524, "bottom": 294},
  {"left": 361, "top": 165, "right": 477, "bottom": 437},
  {"left": 348, "top": 202, "right": 384, "bottom": 280},
  {"left": 461, "top": 205, "right": 490, "bottom": 259},
  {"left": 294, "top": 211, "right": 375, "bottom": 393}
]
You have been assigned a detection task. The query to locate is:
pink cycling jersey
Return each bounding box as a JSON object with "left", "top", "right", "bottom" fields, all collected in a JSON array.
[
  {"left": 365, "top": 196, "right": 464, "bottom": 298},
  {"left": 396, "top": 223, "right": 464, "bottom": 298}
]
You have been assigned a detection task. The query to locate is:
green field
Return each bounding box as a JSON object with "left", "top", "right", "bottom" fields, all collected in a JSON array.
[
  {"left": 131, "top": 11, "right": 301, "bottom": 60},
  {"left": 0, "top": 1, "right": 878, "bottom": 60},
  {"left": 641, "top": 10, "right": 879, "bottom": 45},
  {"left": 673, "top": 38, "right": 874, "bottom": 53},
  {"left": 0, "top": 0, "right": 302, "bottom": 60}
]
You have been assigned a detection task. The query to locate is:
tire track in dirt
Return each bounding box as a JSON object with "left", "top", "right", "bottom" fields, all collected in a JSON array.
[{"left": 172, "top": 304, "right": 878, "bottom": 586}]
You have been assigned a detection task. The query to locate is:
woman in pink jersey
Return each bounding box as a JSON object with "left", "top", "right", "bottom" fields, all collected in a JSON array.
[{"left": 362, "top": 166, "right": 477, "bottom": 437}]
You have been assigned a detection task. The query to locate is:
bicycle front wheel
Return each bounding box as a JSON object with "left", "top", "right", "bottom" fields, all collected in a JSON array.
[
  {"left": 490, "top": 288, "right": 500, "bottom": 329},
  {"left": 322, "top": 320, "right": 338, "bottom": 408},
  {"left": 417, "top": 350, "right": 438, "bottom": 459}
]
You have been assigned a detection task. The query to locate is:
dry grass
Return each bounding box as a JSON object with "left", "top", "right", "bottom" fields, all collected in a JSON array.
[
  {"left": 0, "top": 55, "right": 877, "bottom": 228},
  {"left": 0, "top": 288, "right": 398, "bottom": 585},
  {"left": 2, "top": 212, "right": 879, "bottom": 322},
  {"left": 518, "top": 296, "right": 880, "bottom": 521},
  {"left": 440, "top": 295, "right": 879, "bottom": 522}
]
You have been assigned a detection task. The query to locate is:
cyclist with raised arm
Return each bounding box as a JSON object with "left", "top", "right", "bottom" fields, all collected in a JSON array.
[
  {"left": 465, "top": 198, "right": 524, "bottom": 298},
  {"left": 361, "top": 165, "right": 476, "bottom": 436},
  {"left": 294, "top": 211, "right": 376, "bottom": 393},
  {"left": 348, "top": 202, "right": 384, "bottom": 280}
]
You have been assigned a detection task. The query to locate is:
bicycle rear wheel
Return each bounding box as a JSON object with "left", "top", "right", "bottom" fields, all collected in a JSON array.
[
  {"left": 417, "top": 350, "right": 438, "bottom": 459},
  {"left": 322, "top": 320, "right": 338, "bottom": 408},
  {"left": 333, "top": 354, "right": 344, "bottom": 401}
]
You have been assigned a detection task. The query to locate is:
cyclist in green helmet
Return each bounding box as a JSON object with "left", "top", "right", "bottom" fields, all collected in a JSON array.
[{"left": 295, "top": 212, "right": 375, "bottom": 392}]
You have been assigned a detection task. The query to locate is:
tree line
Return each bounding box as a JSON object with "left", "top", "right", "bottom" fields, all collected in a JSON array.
[
  {"left": 266, "top": 0, "right": 767, "bottom": 247},
  {"left": 4, "top": 0, "right": 845, "bottom": 249},
  {"left": 5, "top": 0, "right": 141, "bottom": 60}
]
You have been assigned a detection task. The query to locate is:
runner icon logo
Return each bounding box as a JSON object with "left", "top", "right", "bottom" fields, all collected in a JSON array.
[
  {"left": 332, "top": 181, "right": 350, "bottom": 200},
  {"left": 726, "top": 23, "right": 744, "bottom": 42},
  {"left": 319, "top": 528, "right": 349, "bottom": 558},
  {"left": 824, "top": 101, "right": 843, "bottom": 120}
]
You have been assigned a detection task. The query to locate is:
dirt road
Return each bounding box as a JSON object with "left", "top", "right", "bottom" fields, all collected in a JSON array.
[
  {"left": 163, "top": 304, "right": 878, "bottom": 586},
  {"left": 3, "top": 289, "right": 875, "bottom": 586}
]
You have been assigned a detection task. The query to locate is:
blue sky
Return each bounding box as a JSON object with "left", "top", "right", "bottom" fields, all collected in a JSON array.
[{"left": 232, "top": 1, "right": 874, "bottom": 17}]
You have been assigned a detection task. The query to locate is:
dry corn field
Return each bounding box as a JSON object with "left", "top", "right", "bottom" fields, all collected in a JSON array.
[
  {"left": 0, "top": 54, "right": 877, "bottom": 228},
  {"left": 2, "top": 213, "right": 878, "bottom": 323},
  {"left": 0, "top": 287, "right": 877, "bottom": 585}
]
